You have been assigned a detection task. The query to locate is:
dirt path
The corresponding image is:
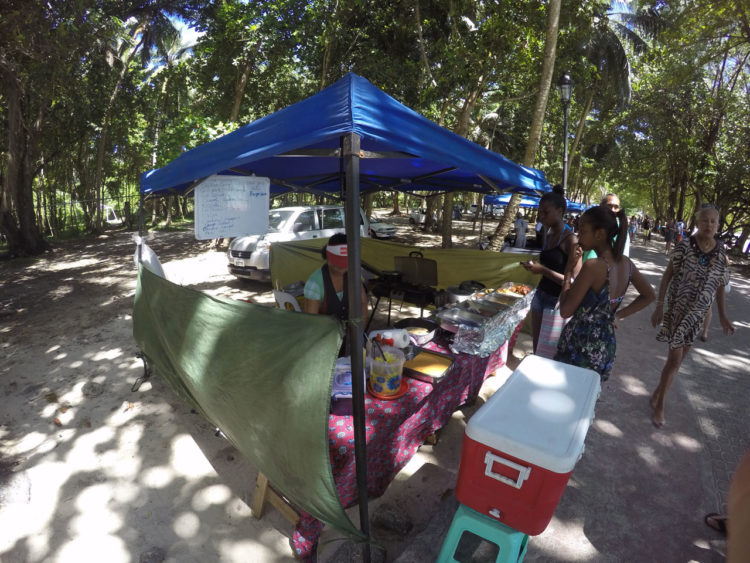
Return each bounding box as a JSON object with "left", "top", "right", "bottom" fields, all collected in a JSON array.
[
  {"left": 0, "top": 216, "right": 498, "bottom": 562},
  {"left": 1, "top": 222, "right": 747, "bottom": 563}
]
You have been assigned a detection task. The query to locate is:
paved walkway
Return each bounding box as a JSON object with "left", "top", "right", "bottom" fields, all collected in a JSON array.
[{"left": 367, "top": 241, "right": 749, "bottom": 562}]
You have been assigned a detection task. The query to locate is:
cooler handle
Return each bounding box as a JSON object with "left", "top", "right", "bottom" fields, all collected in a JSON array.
[{"left": 484, "top": 452, "right": 531, "bottom": 489}]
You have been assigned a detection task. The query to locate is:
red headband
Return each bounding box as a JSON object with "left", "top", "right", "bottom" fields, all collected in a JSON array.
[{"left": 326, "top": 244, "right": 348, "bottom": 268}]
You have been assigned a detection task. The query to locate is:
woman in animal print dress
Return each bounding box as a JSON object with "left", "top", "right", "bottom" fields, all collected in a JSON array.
[{"left": 649, "top": 204, "right": 734, "bottom": 428}]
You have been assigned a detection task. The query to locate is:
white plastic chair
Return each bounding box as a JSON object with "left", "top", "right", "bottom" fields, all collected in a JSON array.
[{"left": 273, "top": 290, "right": 302, "bottom": 312}]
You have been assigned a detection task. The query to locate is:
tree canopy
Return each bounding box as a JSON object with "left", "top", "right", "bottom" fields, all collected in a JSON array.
[{"left": 1, "top": 0, "right": 748, "bottom": 257}]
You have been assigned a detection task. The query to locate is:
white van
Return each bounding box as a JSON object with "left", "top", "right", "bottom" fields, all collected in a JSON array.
[{"left": 227, "top": 205, "right": 370, "bottom": 281}]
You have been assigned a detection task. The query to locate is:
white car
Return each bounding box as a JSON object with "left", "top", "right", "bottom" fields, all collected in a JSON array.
[
  {"left": 369, "top": 216, "right": 397, "bottom": 239},
  {"left": 408, "top": 208, "right": 437, "bottom": 225},
  {"left": 228, "top": 205, "right": 369, "bottom": 281}
]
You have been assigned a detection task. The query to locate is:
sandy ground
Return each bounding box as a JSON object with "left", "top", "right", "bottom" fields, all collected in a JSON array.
[
  {"left": 0, "top": 214, "right": 508, "bottom": 563},
  {"left": 2, "top": 215, "right": 748, "bottom": 563}
]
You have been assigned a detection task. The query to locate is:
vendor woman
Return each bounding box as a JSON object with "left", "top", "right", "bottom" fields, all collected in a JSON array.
[{"left": 304, "top": 233, "right": 368, "bottom": 319}]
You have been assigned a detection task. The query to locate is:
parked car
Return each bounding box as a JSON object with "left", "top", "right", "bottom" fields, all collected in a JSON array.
[
  {"left": 409, "top": 208, "right": 438, "bottom": 225},
  {"left": 228, "top": 205, "right": 369, "bottom": 281},
  {"left": 369, "top": 216, "right": 397, "bottom": 239}
]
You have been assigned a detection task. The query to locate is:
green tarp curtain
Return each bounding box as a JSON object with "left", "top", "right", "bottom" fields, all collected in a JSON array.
[
  {"left": 271, "top": 237, "right": 541, "bottom": 292},
  {"left": 132, "top": 264, "right": 365, "bottom": 541}
]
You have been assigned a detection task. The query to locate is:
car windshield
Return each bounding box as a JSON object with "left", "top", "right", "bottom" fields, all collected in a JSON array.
[{"left": 268, "top": 209, "right": 294, "bottom": 232}]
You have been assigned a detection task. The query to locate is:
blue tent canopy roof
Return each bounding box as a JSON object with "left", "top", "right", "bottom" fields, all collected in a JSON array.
[
  {"left": 141, "top": 74, "right": 550, "bottom": 196},
  {"left": 484, "top": 193, "right": 588, "bottom": 211}
]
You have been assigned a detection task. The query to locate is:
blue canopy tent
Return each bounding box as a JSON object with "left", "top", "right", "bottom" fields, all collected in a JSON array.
[
  {"left": 484, "top": 193, "right": 589, "bottom": 212},
  {"left": 141, "top": 73, "right": 549, "bottom": 197},
  {"left": 138, "top": 73, "right": 551, "bottom": 560},
  {"left": 484, "top": 193, "right": 541, "bottom": 209},
  {"left": 566, "top": 200, "right": 589, "bottom": 212}
]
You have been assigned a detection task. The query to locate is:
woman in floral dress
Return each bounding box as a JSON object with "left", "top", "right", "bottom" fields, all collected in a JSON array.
[
  {"left": 650, "top": 204, "right": 734, "bottom": 427},
  {"left": 555, "top": 206, "right": 654, "bottom": 380}
]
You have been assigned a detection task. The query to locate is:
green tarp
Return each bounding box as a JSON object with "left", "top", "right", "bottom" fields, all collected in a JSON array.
[
  {"left": 132, "top": 264, "right": 364, "bottom": 541},
  {"left": 271, "top": 237, "right": 541, "bottom": 292}
]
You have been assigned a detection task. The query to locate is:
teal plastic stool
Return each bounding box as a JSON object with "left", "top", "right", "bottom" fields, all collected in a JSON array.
[{"left": 437, "top": 504, "right": 529, "bottom": 563}]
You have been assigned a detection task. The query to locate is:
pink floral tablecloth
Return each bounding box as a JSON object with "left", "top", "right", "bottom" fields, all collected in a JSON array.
[{"left": 291, "top": 324, "right": 522, "bottom": 560}]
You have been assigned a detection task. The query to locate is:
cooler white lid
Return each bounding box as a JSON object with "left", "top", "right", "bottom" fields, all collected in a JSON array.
[{"left": 466, "top": 355, "right": 601, "bottom": 473}]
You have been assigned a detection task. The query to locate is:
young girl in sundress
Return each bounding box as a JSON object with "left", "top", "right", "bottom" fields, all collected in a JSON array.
[{"left": 555, "top": 206, "right": 655, "bottom": 380}]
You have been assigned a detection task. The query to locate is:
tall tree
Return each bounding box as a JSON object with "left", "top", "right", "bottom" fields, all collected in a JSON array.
[{"left": 488, "top": 0, "right": 562, "bottom": 250}]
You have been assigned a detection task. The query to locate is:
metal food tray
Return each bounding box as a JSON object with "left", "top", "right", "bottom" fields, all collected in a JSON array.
[
  {"left": 460, "top": 299, "right": 509, "bottom": 317},
  {"left": 477, "top": 292, "right": 522, "bottom": 307},
  {"left": 403, "top": 347, "right": 455, "bottom": 385},
  {"left": 436, "top": 308, "right": 485, "bottom": 333}
]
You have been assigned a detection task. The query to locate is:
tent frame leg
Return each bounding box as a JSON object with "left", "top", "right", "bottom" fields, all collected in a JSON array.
[{"left": 343, "top": 132, "right": 371, "bottom": 563}]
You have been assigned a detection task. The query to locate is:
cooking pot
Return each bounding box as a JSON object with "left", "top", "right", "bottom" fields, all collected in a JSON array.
[
  {"left": 379, "top": 270, "right": 403, "bottom": 284},
  {"left": 459, "top": 280, "right": 486, "bottom": 293},
  {"left": 447, "top": 285, "right": 473, "bottom": 303}
]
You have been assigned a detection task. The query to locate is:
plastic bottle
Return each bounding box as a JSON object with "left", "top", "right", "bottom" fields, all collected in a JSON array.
[{"left": 369, "top": 329, "right": 410, "bottom": 349}]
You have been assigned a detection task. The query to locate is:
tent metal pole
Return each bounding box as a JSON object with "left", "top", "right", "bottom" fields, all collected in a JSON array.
[
  {"left": 138, "top": 192, "right": 144, "bottom": 262},
  {"left": 479, "top": 202, "right": 485, "bottom": 248},
  {"left": 343, "top": 132, "right": 371, "bottom": 562}
]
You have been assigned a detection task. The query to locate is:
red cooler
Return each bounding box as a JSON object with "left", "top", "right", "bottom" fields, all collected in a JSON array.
[{"left": 455, "top": 355, "right": 600, "bottom": 535}]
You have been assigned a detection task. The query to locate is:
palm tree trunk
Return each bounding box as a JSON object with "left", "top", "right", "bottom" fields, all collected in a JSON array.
[
  {"left": 567, "top": 87, "right": 595, "bottom": 174},
  {"left": 488, "top": 0, "right": 561, "bottom": 251},
  {"left": 93, "top": 32, "right": 143, "bottom": 234},
  {"left": 442, "top": 78, "right": 484, "bottom": 247}
]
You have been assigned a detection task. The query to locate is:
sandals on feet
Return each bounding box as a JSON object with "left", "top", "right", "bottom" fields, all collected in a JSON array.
[{"left": 704, "top": 512, "right": 727, "bottom": 535}]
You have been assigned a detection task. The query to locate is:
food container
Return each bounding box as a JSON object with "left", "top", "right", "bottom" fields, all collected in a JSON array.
[
  {"left": 455, "top": 355, "right": 600, "bottom": 535},
  {"left": 446, "top": 285, "right": 473, "bottom": 303},
  {"left": 330, "top": 356, "right": 366, "bottom": 415},
  {"left": 496, "top": 282, "right": 533, "bottom": 297},
  {"left": 368, "top": 346, "right": 406, "bottom": 396},
  {"left": 461, "top": 299, "right": 508, "bottom": 317},
  {"left": 394, "top": 318, "right": 438, "bottom": 346},
  {"left": 476, "top": 292, "right": 521, "bottom": 307},
  {"left": 436, "top": 308, "right": 485, "bottom": 333},
  {"left": 403, "top": 347, "right": 454, "bottom": 385}
]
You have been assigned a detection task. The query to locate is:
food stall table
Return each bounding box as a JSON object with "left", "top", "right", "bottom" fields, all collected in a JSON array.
[{"left": 290, "top": 325, "right": 523, "bottom": 559}]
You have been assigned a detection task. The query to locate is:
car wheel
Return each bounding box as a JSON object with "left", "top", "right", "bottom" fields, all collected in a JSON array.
[{"left": 409, "top": 217, "right": 416, "bottom": 225}]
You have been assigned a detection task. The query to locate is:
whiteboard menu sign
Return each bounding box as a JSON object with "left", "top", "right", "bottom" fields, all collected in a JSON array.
[{"left": 194, "top": 175, "right": 270, "bottom": 240}]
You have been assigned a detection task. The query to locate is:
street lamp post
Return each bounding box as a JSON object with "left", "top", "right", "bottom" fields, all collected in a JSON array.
[{"left": 558, "top": 71, "right": 573, "bottom": 197}]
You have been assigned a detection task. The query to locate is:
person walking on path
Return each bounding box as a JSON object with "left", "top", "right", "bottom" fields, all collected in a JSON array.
[
  {"left": 555, "top": 206, "right": 654, "bottom": 379},
  {"left": 583, "top": 193, "right": 630, "bottom": 260},
  {"left": 649, "top": 204, "right": 734, "bottom": 428},
  {"left": 513, "top": 212, "right": 528, "bottom": 248},
  {"left": 664, "top": 219, "right": 676, "bottom": 254}
]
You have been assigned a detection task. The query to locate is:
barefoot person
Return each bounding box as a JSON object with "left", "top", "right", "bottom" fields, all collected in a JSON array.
[
  {"left": 555, "top": 206, "right": 654, "bottom": 380},
  {"left": 650, "top": 204, "right": 734, "bottom": 427}
]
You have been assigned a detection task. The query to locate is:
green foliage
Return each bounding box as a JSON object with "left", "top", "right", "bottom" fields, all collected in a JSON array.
[{"left": 1, "top": 0, "right": 748, "bottom": 253}]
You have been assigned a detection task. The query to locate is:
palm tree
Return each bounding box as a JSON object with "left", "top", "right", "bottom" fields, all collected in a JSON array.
[
  {"left": 566, "top": 3, "right": 662, "bottom": 175},
  {"left": 488, "top": 0, "right": 562, "bottom": 250},
  {"left": 92, "top": 5, "right": 187, "bottom": 231}
]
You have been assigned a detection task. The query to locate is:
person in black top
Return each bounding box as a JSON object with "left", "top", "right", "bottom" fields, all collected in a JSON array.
[{"left": 521, "top": 185, "right": 582, "bottom": 353}]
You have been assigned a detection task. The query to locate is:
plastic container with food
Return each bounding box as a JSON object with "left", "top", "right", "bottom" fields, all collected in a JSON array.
[
  {"left": 368, "top": 346, "right": 406, "bottom": 396},
  {"left": 403, "top": 348, "right": 454, "bottom": 385}
]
